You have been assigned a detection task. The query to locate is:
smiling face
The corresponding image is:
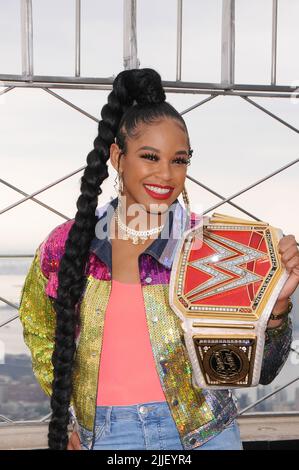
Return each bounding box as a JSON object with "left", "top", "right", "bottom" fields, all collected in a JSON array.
[{"left": 110, "top": 118, "right": 190, "bottom": 226}]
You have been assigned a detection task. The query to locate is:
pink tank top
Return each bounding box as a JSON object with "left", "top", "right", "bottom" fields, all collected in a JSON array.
[{"left": 96, "top": 279, "right": 166, "bottom": 405}]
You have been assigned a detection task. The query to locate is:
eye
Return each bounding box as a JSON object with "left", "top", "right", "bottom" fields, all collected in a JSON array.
[
  {"left": 140, "top": 153, "right": 158, "bottom": 161},
  {"left": 140, "top": 153, "right": 190, "bottom": 165},
  {"left": 174, "top": 157, "right": 190, "bottom": 165}
]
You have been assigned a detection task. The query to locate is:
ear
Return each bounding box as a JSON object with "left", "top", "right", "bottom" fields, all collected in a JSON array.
[{"left": 110, "top": 143, "right": 123, "bottom": 172}]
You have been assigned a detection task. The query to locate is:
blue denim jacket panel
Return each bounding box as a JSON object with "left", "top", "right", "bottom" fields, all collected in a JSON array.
[{"left": 91, "top": 196, "right": 190, "bottom": 271}]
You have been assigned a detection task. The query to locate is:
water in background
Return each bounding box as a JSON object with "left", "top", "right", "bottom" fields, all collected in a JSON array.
[{"left": 0, "top": 258, "right": 33, "bottom": 355}]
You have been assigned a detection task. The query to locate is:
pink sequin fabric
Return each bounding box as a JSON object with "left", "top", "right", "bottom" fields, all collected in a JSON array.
[{"left": 39, "top": 211, "right": 201, "bottom": 299}]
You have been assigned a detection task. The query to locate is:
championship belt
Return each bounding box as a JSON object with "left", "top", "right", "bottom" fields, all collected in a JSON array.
[{"left": 169, "top": 213, "right": 288, "bottom": 389}]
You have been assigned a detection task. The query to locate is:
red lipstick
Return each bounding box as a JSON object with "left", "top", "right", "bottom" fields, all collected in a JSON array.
[{"left": 143, "top": 184, "right": 174, "bottom": 200}]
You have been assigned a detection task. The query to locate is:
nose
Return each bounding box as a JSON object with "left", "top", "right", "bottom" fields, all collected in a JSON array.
[{"left": 153, "top": 159, "right": 173, "bottom": 182}]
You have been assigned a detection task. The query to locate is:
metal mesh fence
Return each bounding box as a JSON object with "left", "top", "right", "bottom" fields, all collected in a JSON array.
[{"left": 0, "top": 0, "right": 298, "bottom": 426}]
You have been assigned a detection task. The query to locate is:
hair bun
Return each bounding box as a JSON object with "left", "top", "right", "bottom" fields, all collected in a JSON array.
[
  {"left": 113, "top": 68, "right": 166, "bottom": 107},
  {"left": 133, "top": 68, "right": 166, "bottom": 105}
]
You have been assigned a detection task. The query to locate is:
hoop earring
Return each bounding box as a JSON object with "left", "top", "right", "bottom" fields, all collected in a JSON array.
[
  {"left": 182, "top": 184, "right": 190, "bottom": 215},
  {"left": 114, "top": 171, "right": 125, "bottom": 217},
  {"left": 114, "top": 172, "right": 123, "bottom": 196}
]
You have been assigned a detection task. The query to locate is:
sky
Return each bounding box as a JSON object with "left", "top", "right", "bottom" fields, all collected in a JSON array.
[{"left": 0, "top": 0, "right": 299, "bottom": 406}]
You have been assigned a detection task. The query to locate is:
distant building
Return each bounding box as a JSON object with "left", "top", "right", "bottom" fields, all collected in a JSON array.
[{"left": 0, "top": 353, "right": 50, "bottom": 421}]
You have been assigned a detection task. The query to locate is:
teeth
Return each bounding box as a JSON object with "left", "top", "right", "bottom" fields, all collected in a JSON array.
[{"left": 144, "top": 185, "right": 172, "bottom": 194}]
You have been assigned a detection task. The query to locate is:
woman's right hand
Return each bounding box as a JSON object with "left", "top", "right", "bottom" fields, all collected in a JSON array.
[{"left": 67, "top": 431, "right": 82, "bottom": 450}]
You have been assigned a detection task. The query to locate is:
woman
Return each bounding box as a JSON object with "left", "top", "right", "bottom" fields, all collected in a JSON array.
[{"left": 19, "top": 68, "right": 298, "bottom": 451}]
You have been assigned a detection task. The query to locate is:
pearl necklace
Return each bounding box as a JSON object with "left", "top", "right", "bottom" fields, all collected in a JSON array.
[{"left": 114, "top": 203, "right": 165, "bottom": 244}]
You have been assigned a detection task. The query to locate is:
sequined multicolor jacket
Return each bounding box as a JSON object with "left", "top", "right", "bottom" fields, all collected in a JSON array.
[{"left": 19, "top": 196, "right": 293, "bottom": 450}]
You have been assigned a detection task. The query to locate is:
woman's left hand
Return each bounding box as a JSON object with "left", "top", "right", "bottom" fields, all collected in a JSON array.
[{"left": 275, "top": 234, "right": 299, "bottom": 306}]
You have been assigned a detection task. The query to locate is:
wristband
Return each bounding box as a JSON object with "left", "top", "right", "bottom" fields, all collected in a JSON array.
[{"left": 268, "top": 298, "right": 293, "bottom": 320}]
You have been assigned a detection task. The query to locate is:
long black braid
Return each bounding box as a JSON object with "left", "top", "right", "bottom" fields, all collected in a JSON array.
[{"left": 47, "top": 68, "right": 191, "bottom": 449}]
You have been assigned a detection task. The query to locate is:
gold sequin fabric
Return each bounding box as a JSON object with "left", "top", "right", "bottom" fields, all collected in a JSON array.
[
  {"left": 142, "top": 284, "right": 214, "bottom": 440},
  {"left": 18, "top": 246, "right": 57, "bottom": 399},
  {"left": 72, "top": 275, "right": 111, "bottom": 431}
]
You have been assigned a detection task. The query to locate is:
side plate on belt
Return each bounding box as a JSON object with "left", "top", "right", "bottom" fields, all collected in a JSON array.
[{"left": 169, "top": 212, "right": 288, "bottom": 388}]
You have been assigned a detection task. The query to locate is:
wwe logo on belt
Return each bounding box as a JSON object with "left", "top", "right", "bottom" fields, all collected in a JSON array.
[{"left": 187, "top": 232, "right": 266, "bottom": 302}]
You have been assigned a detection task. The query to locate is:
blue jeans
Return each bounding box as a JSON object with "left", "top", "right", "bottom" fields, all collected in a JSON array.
[{"left": 81, "top": 400, "right": 243, "bottom": 450}]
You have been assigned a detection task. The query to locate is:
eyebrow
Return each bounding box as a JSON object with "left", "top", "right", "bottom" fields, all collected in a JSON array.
[{"left": 137, "top": 146, "right": 188, "bottom": 156}]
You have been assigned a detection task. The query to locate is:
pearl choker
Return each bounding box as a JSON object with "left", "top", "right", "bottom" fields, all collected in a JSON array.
[{"left": 114, "top": 203, "right": 165, "bottom": 244}]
